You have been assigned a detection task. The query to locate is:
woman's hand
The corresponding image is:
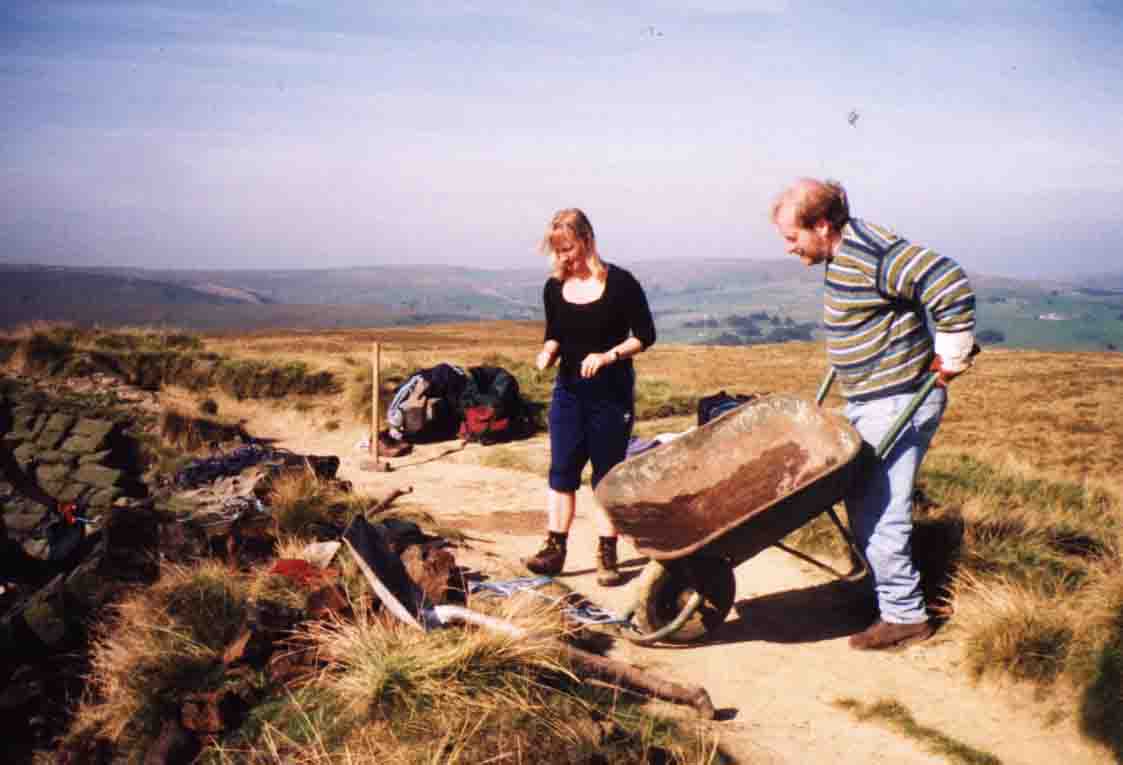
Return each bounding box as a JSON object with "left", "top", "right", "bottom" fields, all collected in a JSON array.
[
  {"left": 580, "top": 351, "right": 615, "bottom": 379},
  {"left": 536, "top": 349, "right": 556, "bottom": 371}
]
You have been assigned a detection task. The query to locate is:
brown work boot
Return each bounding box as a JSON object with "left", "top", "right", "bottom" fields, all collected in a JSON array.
[
  {"left": 596, "top": 536, "right": 624, "bottom": 587},
  {"left": 526, "top": 533, "right": 567, "bottom": 576},
  {"left": 848, "top": 619, "right": 934, "bottom": 650}
]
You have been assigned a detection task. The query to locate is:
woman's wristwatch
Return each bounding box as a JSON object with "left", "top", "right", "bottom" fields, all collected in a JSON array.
[{"left": 609, "top": 349, "right": 620, "bottom": 363}]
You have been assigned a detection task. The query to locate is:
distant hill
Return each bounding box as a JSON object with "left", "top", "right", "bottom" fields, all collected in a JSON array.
[
  {"left": 0, "top": 265, "right": 404, "bottom": 330},
  {"left": 2, "top": 261, "right": 1121, "bottom": 351}
]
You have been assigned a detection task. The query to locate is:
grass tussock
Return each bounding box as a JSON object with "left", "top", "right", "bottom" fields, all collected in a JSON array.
[
  {"left": 69, "top": 500, "right": 727, "bottom": 765},
  {"left": 69, "top": 562, "right": 251, "bottom": 749},
  {"left": 834, "top": 697, "right": 1001, "bottom": 765},
  {"left": 786, "top": 451, "right": 1123, "bottom": 750},
  {"left": 159, "top": 406, "right": 250, "bottom": 453},
  {"left": 265, "top": 470, "right": 375, "bottom": 537},
  {"left": 202, "top": 594, "right": 727, "bottom": 765},
  {"left": 949, "top": 572, "right": 1075, "bottom": 684}
]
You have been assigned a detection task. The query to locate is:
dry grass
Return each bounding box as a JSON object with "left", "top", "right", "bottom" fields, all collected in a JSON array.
[
  {"left": 69, "top": 561, "right": 251, "bottom": 749},
  {"left": 68, "top": 480, "right": 729, "bottom": 764},
  {"left": 203, "top": 590, "right": 727, "bottom": 765},
  {"left": 265, "top": 469, "right": 376, "bottom": 536},
  {"left": 191, "top": 327, "right": 1123, "bottom": 486},
  {"left": 57, "top": 321, "right": 1123, "bottom": 759}
]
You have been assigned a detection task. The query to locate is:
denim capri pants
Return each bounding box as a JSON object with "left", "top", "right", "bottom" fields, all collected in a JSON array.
[{"left": 548, "top": 364, "right": 635, "bottom": 492}]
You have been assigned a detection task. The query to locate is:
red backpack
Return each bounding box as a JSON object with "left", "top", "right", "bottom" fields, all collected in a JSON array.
[{"left": 458, "top": 404, "right": 510, "bottom": 445}]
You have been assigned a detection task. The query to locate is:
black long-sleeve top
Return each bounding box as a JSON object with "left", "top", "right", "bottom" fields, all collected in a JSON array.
[{"left": 543, "top": 263, "right": 656, "bottom": 378}]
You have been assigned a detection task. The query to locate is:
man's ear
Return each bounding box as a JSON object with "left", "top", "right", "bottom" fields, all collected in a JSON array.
[{"left": 813, "top": 219, "right": 832, "bottom": 238}]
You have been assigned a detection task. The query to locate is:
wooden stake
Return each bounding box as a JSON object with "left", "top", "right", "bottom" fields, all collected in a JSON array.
[
  {"left": 361, "top": 341, "right": 391, "bottom": 472},
  {"left": 371, "top": 341, "right": 380, "bottom": 460}
]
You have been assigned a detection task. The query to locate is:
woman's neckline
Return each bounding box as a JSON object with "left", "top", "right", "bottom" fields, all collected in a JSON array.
[{"left": 561, "top": 271, "right": 608, "bottom": 306}]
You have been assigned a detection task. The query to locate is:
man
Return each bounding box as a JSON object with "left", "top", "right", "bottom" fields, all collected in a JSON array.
[{"left": 770, "top": 178, "right": 976, "bottom": 650}]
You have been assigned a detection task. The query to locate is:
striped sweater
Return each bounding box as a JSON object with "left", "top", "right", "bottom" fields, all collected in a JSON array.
[{"left": 825, "top": 218, "right": 975, "bottom": 401}]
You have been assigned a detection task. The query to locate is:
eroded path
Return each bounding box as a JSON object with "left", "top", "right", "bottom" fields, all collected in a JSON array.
[{"left": 269, "top": 424, "right": 1112, "bottom": 765}]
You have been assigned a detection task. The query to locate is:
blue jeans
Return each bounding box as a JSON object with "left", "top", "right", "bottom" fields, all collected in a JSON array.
[
  {"left": 844, "top": 386, "right": 947, "bottom": 624},
  {"left": 548, "top": 365, "right": 635, "bottom": 492}
]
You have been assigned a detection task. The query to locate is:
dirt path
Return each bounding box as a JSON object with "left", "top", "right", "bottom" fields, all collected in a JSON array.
[{"left": 269, "top": 423, "right": 1112, "bottom": 765}]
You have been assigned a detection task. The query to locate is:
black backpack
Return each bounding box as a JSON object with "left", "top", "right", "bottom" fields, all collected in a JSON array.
[
  {"left": 388, "top": 364, "right": 467, "bottom": 442},
  {"left": 457, "top": 366, "right": 527, "bottom": 444},
  {"left": 697, "top": 391, "right": 757, "bottom": 427}
]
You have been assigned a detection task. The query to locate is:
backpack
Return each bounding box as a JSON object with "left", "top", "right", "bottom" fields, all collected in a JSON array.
[
  {"left": 387, "top": 365, "right": 466, "bottom": 442},
  {"left": 697, "top": 391, "right": 757, "bottom": 427},
  {"left": 457, "top": 366, "right": 526, "bottom": 444}
]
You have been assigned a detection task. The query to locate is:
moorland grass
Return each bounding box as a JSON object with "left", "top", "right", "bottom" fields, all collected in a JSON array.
[
  {"left": 69, "top": 562, "right": 252, "bottom": 750},
  {"left": 71, "top": 535, "right": 728, "bottom": 764},
  {"left": 47, "top": 321, "right": 1123, "bottom": 757},
  {"left": 834, "top": 697, "right": 1001, "bottom": 765},
  {"left": 1, "top": 323, "right": 340, "bottom": 400},
  {"left": 201, "top": 592, "right": 727, "bottom": 765}
]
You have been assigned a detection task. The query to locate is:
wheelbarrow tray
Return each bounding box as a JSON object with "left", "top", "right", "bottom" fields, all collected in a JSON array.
[{"left": 595, "top": 395, "right": 862, "bottom": 563}]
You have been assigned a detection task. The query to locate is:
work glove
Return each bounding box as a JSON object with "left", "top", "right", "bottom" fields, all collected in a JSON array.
[{"left": 931, "top": 332, "right": 980, "bottom": 387}]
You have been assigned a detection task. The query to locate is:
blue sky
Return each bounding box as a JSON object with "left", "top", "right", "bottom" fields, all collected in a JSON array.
[{"left": 2, "top": 1, "right": 1121, "bottom": 279}]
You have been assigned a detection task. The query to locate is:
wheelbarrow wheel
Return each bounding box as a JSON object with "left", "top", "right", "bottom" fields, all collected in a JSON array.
[{"left": 633, "top": 557, "right": 736, "bottom": 643}]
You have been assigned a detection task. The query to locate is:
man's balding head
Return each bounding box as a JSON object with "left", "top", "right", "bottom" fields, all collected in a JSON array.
[{"left": 770, "top": 178, "right": 850, "bottom": 233}]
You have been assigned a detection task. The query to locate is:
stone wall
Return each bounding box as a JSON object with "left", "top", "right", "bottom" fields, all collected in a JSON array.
[{"left": 1, "top": 382, "right": 148, "bottom": 514}]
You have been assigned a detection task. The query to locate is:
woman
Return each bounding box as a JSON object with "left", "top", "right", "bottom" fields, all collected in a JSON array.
[{"left": 526, "top": 208, "right": 656, "bottom": 586}]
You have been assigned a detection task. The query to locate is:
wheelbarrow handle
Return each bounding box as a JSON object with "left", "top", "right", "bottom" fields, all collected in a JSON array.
[
  {"left": 814, "top": 367, "right": 836, "bottom": 406},
  {"left": 815, "top": 367, "right": 940, "bottom": 459},
  {"left": 874, "top": 372, "right": 940, "bottom": 458}
]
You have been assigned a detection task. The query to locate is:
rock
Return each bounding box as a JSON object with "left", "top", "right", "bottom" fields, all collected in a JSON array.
[
  {"left": 86, "top": 487, "right": 123, "bottom": 509},
  {"left": 37, "top": 418, "right": 75, "bottom": 451},
  {"left": 306, "top": 584, "right": 350, "bottom": 620},
  {"left": 20, "top": 573, "right": 70, "bottom": 647},
  {"left": 249, "top": 598, "right": 304, "bottom": 634},
  {"left": 100, "top": 505, "right": 161, "bottom": 582},
  {"left": 180, "top": 687, "right": 249, "bottom": 734},
  {"left": 12, "top": 441, "right": 38, "bottom": 471},
  {"left": 266, "top": 640, "right": 321, "bottom": 686},
  {"left": 7, "top": 411, "right": 41, "bottom": 442},
  {"left": 35, "top": 462, "right": 72, "bottom": 495},
  {"left": 36, "top": 448, "right": 76, "bottom": 466},
  {"left": 56, "top": 483, "right": 92, "bottom": 504},
  {"left": 78, "top": 449, "right": 112, "bottom": 466},
  {"left": 70, "top": 418, "right": 117, "bottom": 442},
  {"left": 43, "top": 413, "right": 78, "bottom": 435},
  {"left": 158, "top": 520, "right": 210, "bottom": 563},
  {"left": 73, "top": 464, "right": 125, "bottom": 490},
  {"left": 60, "top": 433, "right": 109, "bottom": 455},
  {"left": 63, "top": 553, "right": 117, "bottom": 617},
  {"left": 0, "top": 664, "right": 44, "bottom": 711},
  {"left": 400, "top": 542, "right": 459, "bottom": 605},
  {"left": 56, "top": 735, "right": 114, "bottom": 765},
  {"left": 222, "top": 622, "right": 275, "bottom": 668},
  {"left": 143, "top": 719, "right": 200, "bottom": 765}
]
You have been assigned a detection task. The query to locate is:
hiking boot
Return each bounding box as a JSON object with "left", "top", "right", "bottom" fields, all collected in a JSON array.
[
  {"left": 378, "top": 430, "right": 412, "bottom": 458},
  {"left": 596, "top": 536, "right": 624, "bottom": 587},
  {"left": 848, "top": 619, "right": 934, "bottom": 651},
  {"left": 526, "top": 534, "right": 566, "bottom": 576}
]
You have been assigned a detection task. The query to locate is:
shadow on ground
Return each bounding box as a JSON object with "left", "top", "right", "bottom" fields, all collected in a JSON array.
[{"left": 708, "top": 577, "right": 877, "bottom": 645}]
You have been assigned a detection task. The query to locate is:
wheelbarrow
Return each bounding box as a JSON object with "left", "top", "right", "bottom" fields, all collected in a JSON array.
[{"left": 594, "top": 370, "right": 941, "bottom": 645}]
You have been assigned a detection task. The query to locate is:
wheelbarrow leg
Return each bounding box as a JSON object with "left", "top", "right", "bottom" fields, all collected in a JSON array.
[{"left": 772, "top": 505, "right": 870, "bottom": 582}]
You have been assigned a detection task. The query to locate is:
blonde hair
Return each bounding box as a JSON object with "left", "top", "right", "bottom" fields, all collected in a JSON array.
[
  {"left": 539, "top": 208, "right": 607, "bottom": 282},
  {"left": 770, "top": 178, "right": 850, "bottom": 232}
]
